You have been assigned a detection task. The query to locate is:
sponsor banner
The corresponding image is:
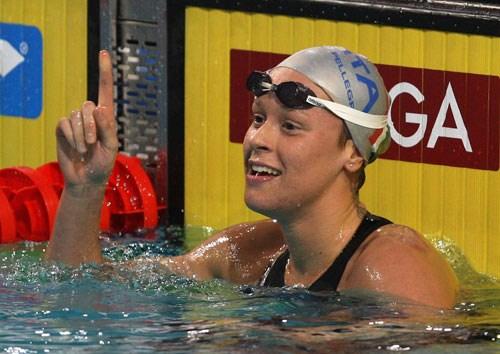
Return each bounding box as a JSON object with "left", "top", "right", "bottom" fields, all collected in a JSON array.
[
  {"left": 230, "top": 49, "right": 499, "bottom": 171},
  {"left": 0, "top": 22, "right": 43, "bottom": 119}
]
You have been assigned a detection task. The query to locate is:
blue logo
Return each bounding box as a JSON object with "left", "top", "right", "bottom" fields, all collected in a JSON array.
[
  {"left": 332, "top": 49, "right": 380, "bottom": 114},
  {"left": 0, "top": 22, "right": 43, "bottom": 119},
  {"left": 350, "top": 55, "right": 379, "bottom": 113}
]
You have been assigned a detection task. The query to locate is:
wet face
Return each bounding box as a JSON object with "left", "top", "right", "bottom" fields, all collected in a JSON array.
[{"left": 243, "top": 67, "right": 353, "bottom": 219}]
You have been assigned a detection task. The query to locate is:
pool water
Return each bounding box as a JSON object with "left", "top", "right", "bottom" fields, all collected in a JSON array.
[{"left": 0, "top": 226, "right": 499, "bottom": 353}]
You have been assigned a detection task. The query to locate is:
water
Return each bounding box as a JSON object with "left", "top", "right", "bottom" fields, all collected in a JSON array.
[{"left": 0, "top": 227, "right": 499, "bottom": 353}]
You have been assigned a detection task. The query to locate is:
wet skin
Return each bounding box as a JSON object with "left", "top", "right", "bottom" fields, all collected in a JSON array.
[
  {"left": 164, "top": 68, "right": 458, "bottom": 308},
  {"left": 46, "top": 59, "right": 458, "bottom": 309}
]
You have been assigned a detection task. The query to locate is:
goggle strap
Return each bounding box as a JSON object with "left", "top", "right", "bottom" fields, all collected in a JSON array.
[
  {"left": 306, "top": 96, "right": 387, "bottom": 129},
  {"left": 260, "top": 82, "right": 273, "bottom": 90}
]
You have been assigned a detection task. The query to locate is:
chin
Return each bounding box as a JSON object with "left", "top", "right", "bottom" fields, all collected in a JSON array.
[
  {"left": 244, "top": 194, "right": 288, "bottom": 220},
  {"left": 245, "top": 194, "right": 273, "bottom": 217}
]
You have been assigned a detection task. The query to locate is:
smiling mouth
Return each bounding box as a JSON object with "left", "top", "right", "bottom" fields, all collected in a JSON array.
[{"left": 249, "top": 165, "right": 281, "bottom": 176}]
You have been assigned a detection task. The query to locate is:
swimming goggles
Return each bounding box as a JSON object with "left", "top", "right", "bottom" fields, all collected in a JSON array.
[{"left": 246, "top": 70, "right": 387, "bottom": 129}]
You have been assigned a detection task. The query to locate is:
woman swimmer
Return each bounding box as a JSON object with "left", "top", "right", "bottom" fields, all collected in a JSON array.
[{"left": 46, "top": 47, "right": 458, "bottom": 308}]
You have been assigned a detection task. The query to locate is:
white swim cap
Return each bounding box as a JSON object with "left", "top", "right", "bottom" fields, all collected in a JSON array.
[{"left": 277, "top": 46, "right": 391, "bottom": 163}]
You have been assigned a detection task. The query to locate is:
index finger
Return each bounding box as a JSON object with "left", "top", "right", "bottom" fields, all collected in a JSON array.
[{"left": 98, "top": 50, "right": 114, "bottom": 108}]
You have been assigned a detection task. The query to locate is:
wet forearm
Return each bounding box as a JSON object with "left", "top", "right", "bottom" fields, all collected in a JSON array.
[{"left": 45, "top": 185, "right": 106, "bottom": 265}]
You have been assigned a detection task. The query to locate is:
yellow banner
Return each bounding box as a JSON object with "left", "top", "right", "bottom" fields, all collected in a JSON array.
[
  {"left": 0, "top": 0, "right": 87, "bottom": 168},
  {"left": 185, "top": 6, "right": 500, "bottom": 277}
]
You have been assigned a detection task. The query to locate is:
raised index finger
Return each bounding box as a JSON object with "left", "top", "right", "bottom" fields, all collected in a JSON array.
[{"left": 98, "top": 50, "right": 114, "bottom": 108}]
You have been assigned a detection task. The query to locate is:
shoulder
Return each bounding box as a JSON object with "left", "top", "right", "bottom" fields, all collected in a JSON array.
[
  {"left": 358, "top": 224, "right": 436, "bottom": 258},
  {"left": 181, "top": 220, "right": 285, "bottom": 284},
  {"left": 340, "top": 223, "right": 459, "bottom": 308}
]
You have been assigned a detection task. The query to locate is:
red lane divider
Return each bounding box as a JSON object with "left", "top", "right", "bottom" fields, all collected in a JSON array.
[
  {"left": 0, "top": 167, "right": 59, "bottom": 242},
  {"left": 104, "top": 155, "right": 159, "bottom": 232},
  {"left": 36, "top": 162, "right": 64, "bottom": 198},
  {"left": 0, "top": 154, "right": 164, "bottom": 243},
  {"left": 0, "top": 188, "right": 16, "bottom": 243}
]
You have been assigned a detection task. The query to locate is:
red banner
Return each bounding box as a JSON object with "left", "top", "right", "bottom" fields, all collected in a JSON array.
[{"left": 230, "top": 49, "right": 499, "bottom": 170}]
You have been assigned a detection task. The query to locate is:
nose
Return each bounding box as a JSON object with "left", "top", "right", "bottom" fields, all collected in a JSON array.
[{"left": 244, "top": 119, "right": 277, "bottom": 153}]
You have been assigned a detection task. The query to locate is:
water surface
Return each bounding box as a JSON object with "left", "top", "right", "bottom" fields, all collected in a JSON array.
[{"left": 0, "top": 227, "right": 499, "bottom": 353}]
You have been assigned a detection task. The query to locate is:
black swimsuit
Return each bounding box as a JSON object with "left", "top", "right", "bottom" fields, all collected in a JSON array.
[{"left": 260, "top": 213, "right": 392, "bottom": 291}]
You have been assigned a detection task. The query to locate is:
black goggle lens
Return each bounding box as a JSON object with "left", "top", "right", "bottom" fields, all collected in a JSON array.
[
  {"left": 246, "top": 71, "right": 316, "bottom": 109},
  {"left": 246, "top": 71, "right": 271, "bottom": 97},
  {"left": 276, "top": 81, "right": 312, "bottom": 108}
]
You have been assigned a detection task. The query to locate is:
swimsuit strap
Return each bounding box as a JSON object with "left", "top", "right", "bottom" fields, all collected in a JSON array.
[
  {"left": 261, "top": 249, "right": 290, "bottom": 287},
  {"left": 309, "top": 213, "right": 392, "bottom": 291},
  {"left": 261, "top": 213, "right": 392, "bottom": 290}
]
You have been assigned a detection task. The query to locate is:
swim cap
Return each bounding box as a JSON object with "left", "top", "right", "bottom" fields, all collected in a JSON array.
[{"left": 277, "top": 46, "right": 390, "bottom": 163}]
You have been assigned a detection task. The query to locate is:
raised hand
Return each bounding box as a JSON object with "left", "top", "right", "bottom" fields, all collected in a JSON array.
[{"left": 55, "top": 50, "right": 118, "bottom": 188}]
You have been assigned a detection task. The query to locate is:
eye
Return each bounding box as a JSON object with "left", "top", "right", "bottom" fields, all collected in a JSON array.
[
  {"left": 282, "top": 121, "right": 300, "bottom": 132},
  {"left": 251, "top": 114, "right": 266, "bottom": 127}
]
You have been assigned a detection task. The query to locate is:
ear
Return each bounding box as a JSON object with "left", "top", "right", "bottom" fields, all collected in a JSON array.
[{"left": 343, "top": 139, "right": 364, "bottom": 173}]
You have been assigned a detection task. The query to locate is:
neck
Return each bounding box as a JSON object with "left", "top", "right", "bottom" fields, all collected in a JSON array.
[{"left": 277, "top": 191, "right": 364, "bottom": 283}]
